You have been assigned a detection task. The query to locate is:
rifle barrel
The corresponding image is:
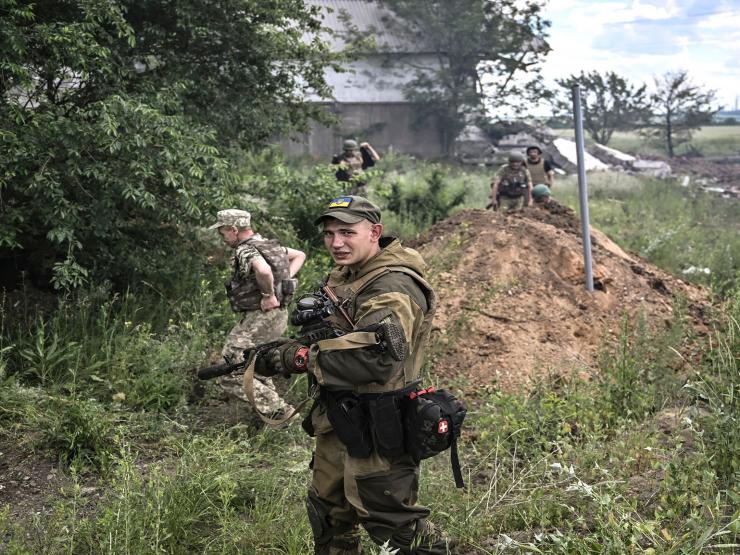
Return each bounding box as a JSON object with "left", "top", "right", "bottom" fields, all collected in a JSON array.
[{"left": 197, "top": 361, "right": 243, "bottom": 380}]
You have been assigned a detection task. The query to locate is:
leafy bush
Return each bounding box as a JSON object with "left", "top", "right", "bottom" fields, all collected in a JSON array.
[{"left": 1, "top": 0, "right": 340, "bottom": 292}]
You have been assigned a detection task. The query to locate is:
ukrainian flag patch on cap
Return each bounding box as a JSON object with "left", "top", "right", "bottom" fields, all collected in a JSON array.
[{"left": 328, "top": 196, "right": 352, "bottom": 208}]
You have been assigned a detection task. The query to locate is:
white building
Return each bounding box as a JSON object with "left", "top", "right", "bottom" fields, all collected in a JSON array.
[{"left": 280, "top": 0, "right": 445, "bottom": 158}]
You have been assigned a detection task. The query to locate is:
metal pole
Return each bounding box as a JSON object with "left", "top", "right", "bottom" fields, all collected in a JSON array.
[{"left": 571, "top": 84, "right": 594, "bottom": 292}]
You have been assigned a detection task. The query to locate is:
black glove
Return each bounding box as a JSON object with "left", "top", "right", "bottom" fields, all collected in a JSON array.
[{"left": 256, "top": 340, "right": 309, "bottom": 377}]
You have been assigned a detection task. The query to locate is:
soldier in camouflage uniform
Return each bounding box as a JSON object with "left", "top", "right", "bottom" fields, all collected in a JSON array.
[
  {"left": 209, "top": 209, "right": 306, "bottom": 415},
  {"left": 490, "top": 151, "right": 533, "bottom": 212},
  {"left": 331, "top": 139, "right": 381, "bottom": 196},
  {"left": 258, "top": 197, "right": 453, "bottom": 554}
]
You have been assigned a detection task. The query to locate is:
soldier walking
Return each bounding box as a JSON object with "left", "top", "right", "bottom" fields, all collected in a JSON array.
[
  {"left": 490, "top": 152, "right": 533, "bottom": 212},
  {"left": 257, "top": 196, "right": 453, "bottom": 554},
  {"left": 209, "top": 209, "right": 306, "bottom": 416}
]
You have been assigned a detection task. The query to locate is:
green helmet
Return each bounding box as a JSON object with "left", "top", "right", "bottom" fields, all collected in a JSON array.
[
  {"left": 532, "top": 184, "right": 551, "bottom": 199},
  {"left": 343, "top": 139, "right": 359, "bottom": 151},
  {"left": 508, "top": 151, "right": 525, "bottom": 163}
]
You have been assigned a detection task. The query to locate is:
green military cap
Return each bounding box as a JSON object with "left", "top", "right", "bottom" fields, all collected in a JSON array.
[
  {"left": 532, "top": 184, "right": 552, "bottom": 199},
  {"left": 208, "top": 209, "right": 252, "bottom": 230},
  {"left": 314, "top": 195, "right": 381, "bottom": 226},
  {"left": 508, "top": 151, "right": 525, "bottom": 162},
  {"left": 343, "top": 139, "right": 359, "bottom": 151}
]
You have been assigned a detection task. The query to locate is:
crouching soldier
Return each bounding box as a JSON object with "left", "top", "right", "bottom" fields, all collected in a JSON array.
[
  {"left": 209, "top": 209, "right": 306, "bottom": 417},
  {"left": 257, "top": 196, "right": 453, "bottom": 554},
  {"left": 491, "top": 152, "right": 533, "bottom": 212}
]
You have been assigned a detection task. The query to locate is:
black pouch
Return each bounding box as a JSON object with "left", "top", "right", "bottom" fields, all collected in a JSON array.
[
  {"left": 368, "top": 395, "right": 405, "bottom": 458},
  {"left": 403, "top": 387, "right": 467, "bottom": 488},
  {"left": 327, "top": 396, "right": 373, "bottom": 458}
]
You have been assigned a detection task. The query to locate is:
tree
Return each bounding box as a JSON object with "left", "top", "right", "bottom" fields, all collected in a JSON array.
[
  {"left": 378, "top": 0, "right": 550, "bottom": 155},
  {"left": 554, "top": 71, "right": 651, "bottom": 145},
  {"left": 645, "top": 71, "right": 719, "bottom": 157},
  {"left": 0, "top": 0, "right": 338, "bottom": 290},
  {"left": 121, "top": 0, "right": 340, "bottom": 147}
]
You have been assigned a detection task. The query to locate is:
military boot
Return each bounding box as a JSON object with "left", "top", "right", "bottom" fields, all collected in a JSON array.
[
  {"left": 372, "top": 519, "right": 454, "bottom": 555},
  {"left": 314, "top": 531, "right": 362, "bottom": 555}
]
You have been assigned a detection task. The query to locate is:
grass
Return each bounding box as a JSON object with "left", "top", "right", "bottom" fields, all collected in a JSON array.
[
  {"left": 554, "top": 172, "right": 740, "bottom": 294},
  {"left": 2, "top": 292, "right": 738, "bottom": 553},
  {"left": 554, "top": 124, "right": 740, "bottom": 157}
]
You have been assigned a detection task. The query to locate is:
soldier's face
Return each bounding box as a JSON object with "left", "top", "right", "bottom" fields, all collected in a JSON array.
[
  {"left": 322, "top": 219, "right": 382, "bottom": 267},
  {"left": 509, "top": 161, "right": 522, "bottom": 170},
  {"left": 527, "top": 150, "right": 540, "bottom": 161},
  {"left": 218, "top": 226, "right": 239, "bottom": 247}
]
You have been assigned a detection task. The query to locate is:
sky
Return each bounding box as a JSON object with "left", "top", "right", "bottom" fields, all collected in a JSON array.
[{"left": 540, "top": 0, "right": 740, "bottom": 111}]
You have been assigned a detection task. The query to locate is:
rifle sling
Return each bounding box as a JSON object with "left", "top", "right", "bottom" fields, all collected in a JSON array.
[{"left": 242, "top": 350, "right": 314, "bottom": 430}]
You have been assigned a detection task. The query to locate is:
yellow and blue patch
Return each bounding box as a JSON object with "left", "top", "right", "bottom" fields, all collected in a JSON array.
[{"left": 328, "top": 196, "right": 352, "bottom": 208}]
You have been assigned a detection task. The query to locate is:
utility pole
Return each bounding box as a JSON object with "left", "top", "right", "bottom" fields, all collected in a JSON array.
[{"left": 572, "top": 84, "right": 594, "bottom": 293}]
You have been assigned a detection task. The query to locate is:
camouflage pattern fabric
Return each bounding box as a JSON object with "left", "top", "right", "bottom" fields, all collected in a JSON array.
[
  {"left": 226, "top": 236, "right": 291, "bottom": 312},
  {"left": 220, "top": 307, "right": 292, "bottom": 414},
  {"left": 498, "top": 194, "right": 526, "bottom": 212},
  {"left": 495, "top": 164, "right": 531, "bottom": 197}
]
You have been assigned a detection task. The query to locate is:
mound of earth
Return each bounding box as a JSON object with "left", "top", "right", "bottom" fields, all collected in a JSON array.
[{"left": 411, "top": 206, "right": 709, "bottom": 394}]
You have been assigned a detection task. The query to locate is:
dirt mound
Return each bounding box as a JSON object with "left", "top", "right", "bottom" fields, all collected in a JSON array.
[{"left": 412, "top": 206, "right": 709, "bottom": 394}]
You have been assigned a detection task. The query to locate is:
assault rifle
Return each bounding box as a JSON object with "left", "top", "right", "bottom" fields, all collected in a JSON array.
[{"left": 197, "top": 285, "right": 353, "bottom": 381}]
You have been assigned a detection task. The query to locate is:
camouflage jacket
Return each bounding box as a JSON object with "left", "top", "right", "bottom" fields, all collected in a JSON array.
[
  {"left": 308, "top": 237, "right": 436, "bottom": 395},
  {"left": 495, "top": 164, "right": 532, "bottom": 197}
]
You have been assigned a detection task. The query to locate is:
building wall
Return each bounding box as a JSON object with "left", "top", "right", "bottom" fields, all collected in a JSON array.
[{"left": 278, "top": 102, "right": 443, "bottom": 159}]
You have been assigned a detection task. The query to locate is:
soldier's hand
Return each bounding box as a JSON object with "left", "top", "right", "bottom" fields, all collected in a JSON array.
[
  {"left": 262, "top": 340, "right": 309, "bottom": 377},
  {"left": 260, "top": 294, "right": 280, "bottom": 311}
]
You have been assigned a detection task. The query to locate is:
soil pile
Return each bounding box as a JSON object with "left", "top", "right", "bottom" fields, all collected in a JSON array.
[{"left": 412, "top": 205, "right": 709, "bottom": 394}]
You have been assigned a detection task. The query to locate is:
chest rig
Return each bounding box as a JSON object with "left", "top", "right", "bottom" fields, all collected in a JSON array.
[
  {"left": 315, "top": 265, "right": 437, "bottom": 393},
  {"left": 527, "top": 158, "right": 547, "bottom": 184},
  {"left": 499, "top": 166, "right": 528, "bottom": 197},
  {"left": 225, "top": 238, "right": 292, "bottom": 312}
]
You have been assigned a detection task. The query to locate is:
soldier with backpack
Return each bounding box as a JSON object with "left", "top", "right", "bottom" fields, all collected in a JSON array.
[{"left": 209, "top": 209, "right": 306, "bottom": 416}]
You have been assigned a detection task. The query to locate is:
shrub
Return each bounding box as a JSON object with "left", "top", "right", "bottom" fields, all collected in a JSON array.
[{"left": 39, "top": 396, "right": 116, "bottom": 471}]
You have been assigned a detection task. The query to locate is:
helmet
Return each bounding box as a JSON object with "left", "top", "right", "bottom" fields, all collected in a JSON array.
[
  {"left": 343, "top": 139, "right": 359, "bottom": 151},
  {"left": 532, "top": 184, "right": 551, "bottom": 199},
  {"left": 508, "top": 151, "right": 525, "bottom": 163},
  {"left": 526, "top": 145, "right": 542, "bottom": 155}
]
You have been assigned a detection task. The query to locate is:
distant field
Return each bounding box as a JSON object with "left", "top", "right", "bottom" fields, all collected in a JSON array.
[{"left": 554, "top": 125, "right": 740, "bottom": 157}]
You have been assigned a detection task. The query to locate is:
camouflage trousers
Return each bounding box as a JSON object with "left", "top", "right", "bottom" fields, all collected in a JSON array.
[
  {"left": 307, "top": 407, "right": 452, "bottom": 554},
  {"left": 220, "top": 308, "right": 292, "bottom": 414},
  {"left": 498, "top": 194, "right": 526, "bottom": 212}
]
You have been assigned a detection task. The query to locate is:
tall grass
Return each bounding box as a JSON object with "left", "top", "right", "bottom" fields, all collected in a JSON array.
[
  {"left": 3, "top": 294, "right": 738, "bottom": 553},
  {"left": 555, "top": 172, "right": 740, "bottom": 294}
]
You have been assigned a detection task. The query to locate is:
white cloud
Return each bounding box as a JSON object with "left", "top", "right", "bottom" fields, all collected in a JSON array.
[{"left": 538, "top": 0, "right": 739, "bottom": 110}]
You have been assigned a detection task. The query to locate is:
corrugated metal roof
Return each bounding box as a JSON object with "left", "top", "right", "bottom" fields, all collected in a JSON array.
[
  {"left": 306, "top": 55, "right": 439, "bottom": 102},
  {"left": 306, "top": 0, "right": 433, "bottom": 53}
]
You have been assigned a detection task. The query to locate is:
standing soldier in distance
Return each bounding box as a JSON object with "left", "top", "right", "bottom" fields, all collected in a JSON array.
[
  {"left": 257, "top": 196, "right": 452, "bottom": 554},
  {"left": 490, "top": 151, "right": 533, "bottom": 212},
  {"left": 209, "top": 209, "right": 306, "bottom": 416},
  {"left": 331, "top": 139, "right": 381, "bottom": 196},
  {"left": 525, "top": 145, "right": 555, "bottom": 189}
]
